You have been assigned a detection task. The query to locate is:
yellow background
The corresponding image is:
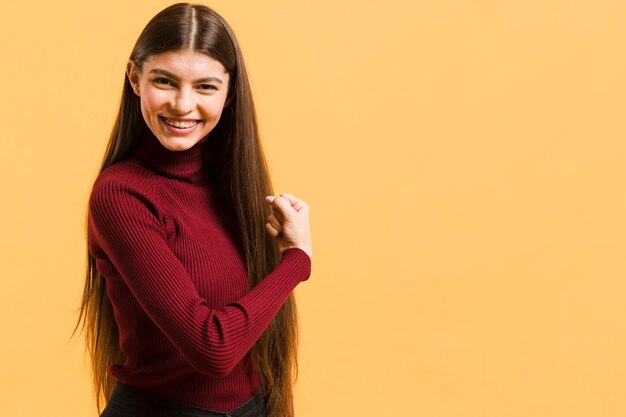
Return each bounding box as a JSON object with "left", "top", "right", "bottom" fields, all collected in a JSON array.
[{"left": 1, "top": 1, "right": 625, "bottom": 416}]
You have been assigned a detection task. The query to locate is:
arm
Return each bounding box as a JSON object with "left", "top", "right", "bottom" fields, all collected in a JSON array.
[{"left": 88, "top": 178, "right": 311, "bottom": 377}]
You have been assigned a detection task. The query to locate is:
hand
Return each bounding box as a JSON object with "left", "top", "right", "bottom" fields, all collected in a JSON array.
[{"left": 263, "top": 193, "right": 312, "bottom": 259}]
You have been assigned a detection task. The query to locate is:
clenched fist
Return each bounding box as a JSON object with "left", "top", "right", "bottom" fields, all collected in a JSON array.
[{"left": 263, "top": 193, "right": 312, "bottom": 259}]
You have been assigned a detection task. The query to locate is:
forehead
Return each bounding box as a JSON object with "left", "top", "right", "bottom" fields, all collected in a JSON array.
[{"left": 143, "top": 50, "right": 228, "bottom": 77}]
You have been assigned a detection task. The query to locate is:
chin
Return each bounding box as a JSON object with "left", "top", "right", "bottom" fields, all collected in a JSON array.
[{"left": 160, "top": 137, "right": 200, "bottom": 151}]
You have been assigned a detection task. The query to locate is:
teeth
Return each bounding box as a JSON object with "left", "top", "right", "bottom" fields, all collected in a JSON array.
[{"left": 163, "top": 118, "right": 200, "bottom": 128}]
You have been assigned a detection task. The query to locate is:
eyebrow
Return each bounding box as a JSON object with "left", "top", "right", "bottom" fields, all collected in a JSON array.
[{"left": 149, "top": 69, "right": 223, "bottom": 84}]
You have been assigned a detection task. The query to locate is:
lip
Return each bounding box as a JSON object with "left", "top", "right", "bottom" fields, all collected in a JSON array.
[
  {"left": 159, "top": 116, "right": 203, "bottom": 135},
  {"left": 161, "top": 116, "right": 201, "bottom": 122}
]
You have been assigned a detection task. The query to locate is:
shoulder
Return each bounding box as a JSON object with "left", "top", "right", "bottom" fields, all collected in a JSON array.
[
  {"left": 92, "top": 159, "right": 157, "bottom": 193},
  {"left": 89, "top": 160, "right": 160, "bottom": 216}
]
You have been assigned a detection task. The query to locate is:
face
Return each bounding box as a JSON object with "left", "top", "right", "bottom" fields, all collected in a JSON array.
[{"left": 126, "top": 49, "right": 230, "bottom": 152}]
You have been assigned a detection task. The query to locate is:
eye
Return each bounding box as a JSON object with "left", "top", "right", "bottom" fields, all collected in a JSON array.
[
  {"left": 153, "top": 77, "right": 174, "bottom": 87},
  {"left": 198, "top": 84, "right": 218, "bottom": 91}
]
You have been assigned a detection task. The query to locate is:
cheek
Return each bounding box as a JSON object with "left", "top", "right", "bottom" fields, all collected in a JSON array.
[
  {"left": 204, "top": 97, "right": 228, "bottom": 120},
  {"left": 139, "top": 100, "right": 156, "bottom": 126},
  {"left": 141, "top": 89, "right": 168, "bottom": 114}
]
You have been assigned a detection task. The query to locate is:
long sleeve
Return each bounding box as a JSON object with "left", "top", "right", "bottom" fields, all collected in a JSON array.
[{"left": 88, "top": 176, "right": 311, "bottom": 378}]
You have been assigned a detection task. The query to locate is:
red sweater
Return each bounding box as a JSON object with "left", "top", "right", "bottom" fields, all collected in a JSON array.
[{"left": 88, "top": 131, "right": 311, "bottom": 411}]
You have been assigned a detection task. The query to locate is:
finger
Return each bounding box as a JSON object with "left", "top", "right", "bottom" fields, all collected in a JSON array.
[
  {"left": 265, "top": 222, "right": 280, "bottom": 238},
  {"left": 279, "top": 193, "right": 308, "bottom": 212},
  {"left": 270, "top": 195, "right": 296, "bottom": 217},
  {"left": 267, "top": 213, "right": 283, "bottom": 233},
  {"left": 264, "top": 196, "right": 284, "bottom": 223}
]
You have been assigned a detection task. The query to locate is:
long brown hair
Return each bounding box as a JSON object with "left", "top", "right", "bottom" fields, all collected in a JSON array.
[{"left": 72, "top": 4, "right": 299, "bottom": 417}]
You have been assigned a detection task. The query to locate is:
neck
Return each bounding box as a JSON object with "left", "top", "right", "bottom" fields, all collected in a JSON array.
[{"left": 131, "top": 130, "right": 208, "bottom": 184}]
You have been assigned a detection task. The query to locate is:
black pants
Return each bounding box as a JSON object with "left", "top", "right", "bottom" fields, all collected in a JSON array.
[{"left": 100, "top": 383, "right": 266, "bottom": 417}]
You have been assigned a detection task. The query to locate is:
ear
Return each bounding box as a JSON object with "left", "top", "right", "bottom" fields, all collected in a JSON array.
[
  {"left": 223, "top": 73, "right": 235, "bottom": 108},
  {"left": 224, "top": 93, "right": 233, "bottom": 108},
  {"left": 224, "top": 82, "right": 235, "bottom": 108},
  {"left": 126, "top": 60, "right": 141, "bottom": 97}
]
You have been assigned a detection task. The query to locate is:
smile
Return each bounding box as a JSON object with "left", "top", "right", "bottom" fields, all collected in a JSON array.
[{"left": 160, "top": 117, "right": 201, "bottom": 129}]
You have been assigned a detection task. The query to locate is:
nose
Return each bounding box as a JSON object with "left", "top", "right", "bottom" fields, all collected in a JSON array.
[{"left": 171, "top": 86, "right": 194, "bottom": 114}]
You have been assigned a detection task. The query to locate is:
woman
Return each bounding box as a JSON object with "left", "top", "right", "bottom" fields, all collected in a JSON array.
[{"left": 73, "top": 3, "right": 312, "bottom": 417}]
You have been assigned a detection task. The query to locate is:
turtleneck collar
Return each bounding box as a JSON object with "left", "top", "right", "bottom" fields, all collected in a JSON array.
[{"left": 131, "top": 130, "right": 208, "bottom": 184}]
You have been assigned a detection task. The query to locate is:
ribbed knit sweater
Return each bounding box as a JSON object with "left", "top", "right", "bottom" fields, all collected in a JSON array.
[{"left": 87, "top": 131, "right": 311, "bottom": 411}]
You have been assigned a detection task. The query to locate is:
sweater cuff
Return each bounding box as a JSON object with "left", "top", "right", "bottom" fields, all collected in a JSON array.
[{"left": 281, "top": 247, "right": 312, "bottom": 281}]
